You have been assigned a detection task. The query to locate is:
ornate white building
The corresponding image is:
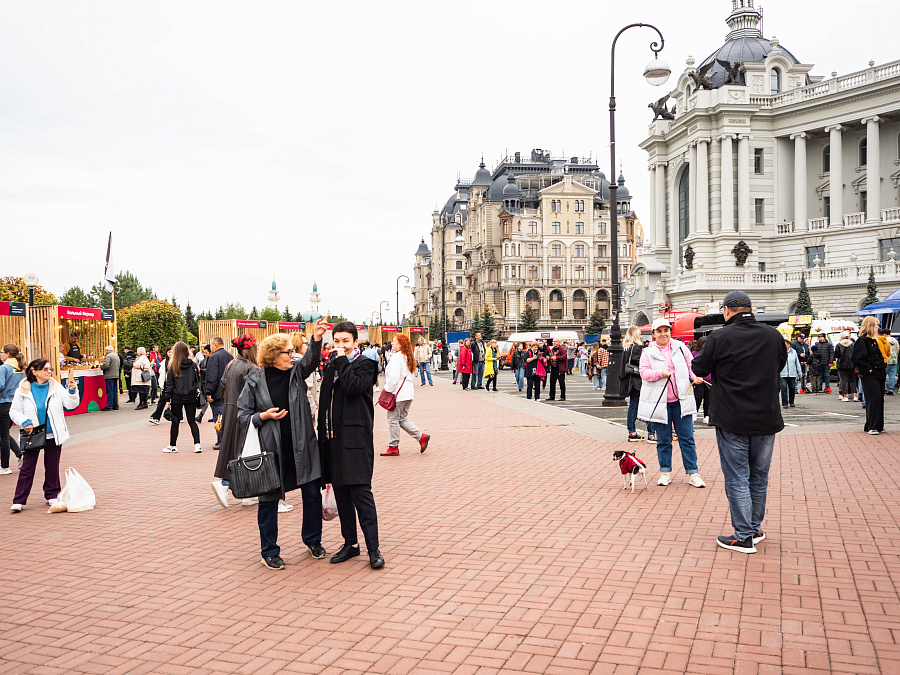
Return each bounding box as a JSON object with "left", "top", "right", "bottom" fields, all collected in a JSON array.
[
  {"left": 267, "top": 278, "right": 280, "bottom": 309},
  {"left": 630, "top": 0, "right": 900, "bottom": 325},
  {"left": 414, "top": 150, "right": 644, "bottom": 333}
]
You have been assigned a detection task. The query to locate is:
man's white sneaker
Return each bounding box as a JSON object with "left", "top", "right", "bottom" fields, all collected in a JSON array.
[
  {"left": 149, "top": 418, "right": 160, "bottom": 425},
  {"left": 657, "top": 473, "right": 672, "bottom": 486},
  {"left": 162, "top": 446, "right": 178, "bottom": 453},
  {"left": 703, "top": 416, "right": 710, "bottom": 425},
  {"left": 194, "top": 444, "right": 202, "bottom": 453},
  {"left": 278, "top": 500, "right": 294, "bottom": 513},
  {"left": 211, "top": 481, "right": 229, "bottom": 508},
  {"left": 0, "top": 467, "right": 12, "bottom": 475},
  {"left": 10, "top": 504, "right": 22, "bottom": 512},
  {"left": 868, "top": 429, "right": 880, "bottom": 435},
  {"left": 689, "top": 474, "right": 706, "bottom": 488},
  {"left": 242, "top": 497, "right": 259, "bottom": 506}
]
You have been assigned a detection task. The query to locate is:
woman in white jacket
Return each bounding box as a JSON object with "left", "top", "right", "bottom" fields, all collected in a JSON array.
[
  {"left": 9, "top": 359, "right": 80, "bottom": 511},
  {"left": 380, "top": 333, "right": 430, "bottom": 456},
  {"left": 637, "top": 318, "right": 706, "bottom": 488}
]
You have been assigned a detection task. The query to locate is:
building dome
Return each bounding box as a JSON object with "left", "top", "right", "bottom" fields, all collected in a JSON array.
[
  {"left": 472, "top": 160, "right": 492, "bottom": 187},
  {"left": 699, "top": 0, "right": 804, "bottom": 88},
  {"left": 616, "top": 171, "right": 630, "bottom": 199},
  {"left": 592, "top": 170, "right": 612, "bottom": 200},
  {"left": 415, "top": 237, "right": 430, "bottom": 256},
  {"left": 271, "top": 278, "right": 277, "bottom": 291},
  {"left": 501, "top": 172, "right": 521, "bottom": 197},
  {"left": 312, "top": 281, "right": 318, "bottom": 293}
]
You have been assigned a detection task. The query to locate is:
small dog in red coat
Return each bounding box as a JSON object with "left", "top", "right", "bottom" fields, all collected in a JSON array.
[{"left": 613, "top": 449, "right": 648, "bottom": 492}]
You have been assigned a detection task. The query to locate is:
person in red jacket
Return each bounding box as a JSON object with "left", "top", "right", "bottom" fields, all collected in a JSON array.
[{"left": 457, "top": 338, "right": 474, "bottom": 389}]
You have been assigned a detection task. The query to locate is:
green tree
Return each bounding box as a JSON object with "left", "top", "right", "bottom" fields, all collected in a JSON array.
[
  {"left": 91, "top": 271, "right": 155, "bottom": 309},
  {"left": 469, "top": 310, "right": 482, "bottom": 335},
  {"left": 0, "top": 276, "right": 58, "bottom": 305},
  {"left": 183, "top": 302, "right": 198, "bottom": 336},
  {"left": 429, "top": 313, "right": 442, "bottom": 338},
  {"left": 585, "top": 305, "right": 607, "bottom": 335},
  {"left": 214, "top": 306, "right": 225, "bottom": 320},
  {"left": 480, "top": 308, "right": 497, "bottom": 341},
  {"left": 117, "top": 300, "right": 184, "bottom": 352},
  {"left": 795, "top": 273, "right": 813, "bottom": 315},
  {"left": 170, "top": 295, "right": 180, "bottom": 312},
  {"left": 259, "top": 307, "right": 281, "bottom": 322},
  {"left": 223, "top": 303, "right": 247, "bottom": 320},
  {"left": 198, "top": 310, "right": 213, "bottom": 322},
  {"left": 59, "top": 286, "right": 97, "bottom": 308},
  {"left": 249, "top": 305, "right": 259, "bottom": 320},
  {"left": 519, "top": 303, "right": 538, "bottom": 331},
  {"left": 281, "top": 305, "right": 292, "bottom": 322},
  {"left": 862, "top": 266, "right": 878, "bottom": 307}
]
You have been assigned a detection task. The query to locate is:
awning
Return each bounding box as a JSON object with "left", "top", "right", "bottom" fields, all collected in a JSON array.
[{"left": 854, "top": 300, "right": 900, "bottom": 315}]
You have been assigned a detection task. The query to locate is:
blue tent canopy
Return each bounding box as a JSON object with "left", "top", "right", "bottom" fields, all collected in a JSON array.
[{"left": 854, "top": 288, "right": 900, "bottom": 315}]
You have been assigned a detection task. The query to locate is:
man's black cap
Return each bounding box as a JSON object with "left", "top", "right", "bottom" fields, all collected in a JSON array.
[{"left": 722, "top": 290, "right": 752, "bottom": 308}]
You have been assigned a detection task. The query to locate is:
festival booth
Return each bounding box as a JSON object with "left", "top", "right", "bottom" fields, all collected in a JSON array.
[
  {"left": 199, "top": 320, "right": 309, "bottom": 355},
  {"left": 0, "top": 301, "right": 27, "bottom": 353},
  {"left": 27, "top": 305, "right": 117, "bottom": 415}
]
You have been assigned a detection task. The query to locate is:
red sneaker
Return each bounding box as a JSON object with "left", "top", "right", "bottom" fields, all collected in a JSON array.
[
  {"left": 380, "top": 447, "right": 400, "bottom": 456},
  {"left": 419, "top": 433, "right": 430, "bottom": 453}
]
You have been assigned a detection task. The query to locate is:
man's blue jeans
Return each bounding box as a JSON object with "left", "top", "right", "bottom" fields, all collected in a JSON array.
[
  {"left": 626, "top": 391, "right": 639, "bottom": 433},
  {"left": 418, "top": 362, "right": 433, "bottom": 385},
  {"left": 654, "top": 401, "right": 698, "bottom": 474},
  {"left": 211, "top": 398, "right": 224, "bottom": 444},
  {"left": 599, "top": 367, "right": 607, "bottom": 390},
  {"left": 514, "top": 367, "right": 525, "bottom": 390},
  {"left": 715, "top": 429, "right": 776, "bottom": 541},
  {"left": 818, "top": 365, "right": 831, "bottom": 390},
  {"left": 886, "top": 363, "right": 897, "bottom": 392},
  {"left": 258, "top": 481, "right": 323, "bottom": 557},
  {"left": 104, "top": 379, "right": 119, "bottom": 410},
  {"left": 472, "top": 361, "right": 485, "bottom": 389}
]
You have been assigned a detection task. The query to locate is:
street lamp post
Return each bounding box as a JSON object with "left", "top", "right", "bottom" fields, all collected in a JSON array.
[
  {"left": 603, "top": 23, "right": 670, "bottom": 407},
  {"left": 396, "top": 275, "right": 410, "bottom": 326},
  {"left": 379, "top": 301, "right": 390, "bottom": 326},
  {"left": 440, "top": 226, "right": 465, "bottom": 370},
  {"left": 370, "top": 311, "right": 378, "bottom": 327}
]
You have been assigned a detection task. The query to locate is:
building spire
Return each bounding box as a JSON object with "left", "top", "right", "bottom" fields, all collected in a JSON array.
[{"left": 725, "top": 0, "right": 762, "bottom": 40}]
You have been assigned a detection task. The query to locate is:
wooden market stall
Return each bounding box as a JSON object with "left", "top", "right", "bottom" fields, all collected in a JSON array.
[
  {"left": 0, "top": 301, "right": 27, "bottom": 354},
  {"left": 28, "top": 305, "right": 117, "bottom": 415},
  {"left": 199, "top": 320, "right": 306, "bottom": 355}
]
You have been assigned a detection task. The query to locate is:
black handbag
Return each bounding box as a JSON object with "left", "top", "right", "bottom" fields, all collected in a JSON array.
[
  {"left": 227, "top": 452, "right": 281, "bottom": 499},
  {"left": 20, "top": 424, "right": 47, "bottom": 453}
]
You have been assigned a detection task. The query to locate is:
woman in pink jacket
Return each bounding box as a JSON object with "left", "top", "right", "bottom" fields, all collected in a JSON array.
[{"left": 457, "top": 338, "right": 474, "bottom": 390}]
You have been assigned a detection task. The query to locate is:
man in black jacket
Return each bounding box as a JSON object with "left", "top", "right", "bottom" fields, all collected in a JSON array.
[
  {"left": 692, "top": 290, "right": 787, "bottom": 555},
  {"left": 811, "top": 334, "right": 834, "bottom": 393},
  {"left": 121, "top": 346, "right": 136, "bottom": 402},
  {"left": 205, "top": 337, "right": 233, "bottom": 450},
  {"left": 318, "top": 321, "right": 383, "bottom": 569},
  {"left": 470, "top": 332, "right": 486, "bottom": 389}
]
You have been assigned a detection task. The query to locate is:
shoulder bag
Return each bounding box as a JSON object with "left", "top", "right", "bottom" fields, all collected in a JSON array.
[
  {"left": 141, "top": 363, "right": 152, "bottom": 382},
  {"left": 20, "top": 424, "right": 47, "bottom": 453},
  {"left": 377, "top": 376, "right": 406, "bottom": 411},
  {"left": 227, "top": 424, "right": 281, "bottom": 499}
]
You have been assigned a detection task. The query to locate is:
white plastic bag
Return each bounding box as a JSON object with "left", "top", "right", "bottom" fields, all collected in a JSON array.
[
  {"left": 60, "top": 467, "right": 95, "bottom": 512},
  {"left": 322, "top": 484, "right": 338, "bottom": 521},
  {"left": 241, "top": 422, "right": 261, "bottom": 458}
]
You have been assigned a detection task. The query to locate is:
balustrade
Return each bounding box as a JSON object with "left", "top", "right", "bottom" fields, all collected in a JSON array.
[
  {"left": 808, "top": 217, "right": 828, "bottom": 230},
  {"left": 843, "top": 212, "right": 865, "bottom": 226}
]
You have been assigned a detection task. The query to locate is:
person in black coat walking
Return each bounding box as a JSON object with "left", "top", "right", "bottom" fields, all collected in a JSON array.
[
  {"left": 317, "top": 321, "right": 383, "bottom": 569},
  {"left": 161, "top": 342, "right": 202, "bottom": 453},
  {"left": 121, "top": 346, "right": 136, "bottom": 402},
  {"left": 851, "top": 316, "right": 886, "bottom": 434},
  {"left": 205, "top": 337, "right": 233, "bottom": 449},
  {"left": 692, "top": 291, "right": 787, "bottom": 555}
]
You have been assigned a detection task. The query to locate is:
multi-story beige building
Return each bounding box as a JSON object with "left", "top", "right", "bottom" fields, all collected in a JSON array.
[{"left": 413, "top": 151, "right": 643, "bottom": 333}]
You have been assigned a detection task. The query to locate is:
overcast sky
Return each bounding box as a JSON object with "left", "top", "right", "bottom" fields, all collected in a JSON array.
[{"left": 1, "top": 0, "right": 893, "bottom": 322}]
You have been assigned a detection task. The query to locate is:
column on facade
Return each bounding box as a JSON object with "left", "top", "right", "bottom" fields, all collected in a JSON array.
[
  {"left": 647, "top": 165, "right": 656, "bottom": 250},
  {"left": 863, "top": 116, "right": 882, "bottom": 222},
  {"left": 688, "top": 143, "right": 698, "bottom": 236},
  {"left": 791, "top": 132, "right": 807, "bottom": 231},
  {"left": 825, "top": 124, "right": 843, "bottom": 226},
  {"left": 719, "top": 135, "right": 735, "bottom": 232},
  {"left": 655, "top": 162, "right": 667, "bottom": 248},
  {"left": 696, "top": 139, "right": 710, "bottom": 234},
  {"left": 737, "top": 135, "right": 751, "bottom": 231}
]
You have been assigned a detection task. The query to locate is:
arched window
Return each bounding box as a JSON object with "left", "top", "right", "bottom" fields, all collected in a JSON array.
[
  {"left": 770, "top": 67, "right": 781, "bottom": 94},
  {"left": 573, "top": 290, "right": 586, "bottom": 302},
  {"left": 823, "top": 145, "right": 830, "bottom": 173},
  {"left": 549, "top": 290, "right": 563, "bottom": 302},
  {"left": 454, "top": 308, "right": 465, "bottom": 324},
  {"left": 596, "top": 289, "right": 609, "bottom": 303},
  {"left": 526, "top": 289, "right": 540, "bottom": 305},
  {"left": 678, "top": 168, "right": 690, "bottom": 261},
  {"left": 859, "top": 138, "right": 867, "bottom": 166}
]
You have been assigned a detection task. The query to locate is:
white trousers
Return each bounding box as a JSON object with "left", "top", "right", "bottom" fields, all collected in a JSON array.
[{"left": 387, "top": 400, "right": 421, "bottom": 447}]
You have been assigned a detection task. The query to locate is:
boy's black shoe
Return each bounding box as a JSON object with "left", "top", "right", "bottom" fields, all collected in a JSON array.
[
  {"left": 369, "top": 550, "right": 385, "bottom": 569},
  {"left": 752, "top": 530, "right": 766, "bottom": 544},
  {"left": 330, "top": 543, "right": 360, "bottom": 564},
  {"left": 306, "top": 543, "right": 327, "bottom": 559},
  {"left": 261, "top": 555, "right": 285, "bottom": 570},
  {"left": 716, "top": 535, "right": 756, "bottom": 554}
]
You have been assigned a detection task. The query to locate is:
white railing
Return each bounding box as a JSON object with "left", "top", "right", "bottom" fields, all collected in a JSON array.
[
  {"left": 808, "top": 217, "right": 829, "bottom": 230},
  {"left": 666, "top": 263, "right": 900, "bottom": 293},
  {"left": 877, "top": 62, "right": 900, "bottom": 80},
  {"left": 883, "top": 207, "right": 900, "bottom": 222},
  {"left": 839, "top": 72, "right": 867, "bottom": 90},
  {"left": 776, "top": 221, "right": 795, "bottom": 234},
  {"left": 844, "top": 212, "right": 865, "bottom": 226}
]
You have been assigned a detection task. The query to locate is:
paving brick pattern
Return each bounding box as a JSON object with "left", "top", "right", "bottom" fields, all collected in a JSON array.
[{"left": 1, "top": 382, "right": 898, "bottom": 674}]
